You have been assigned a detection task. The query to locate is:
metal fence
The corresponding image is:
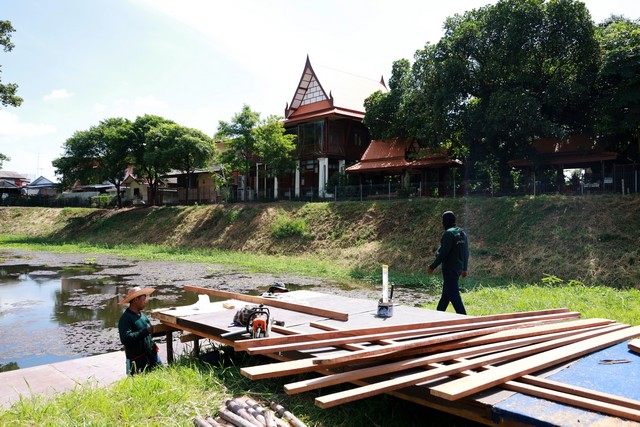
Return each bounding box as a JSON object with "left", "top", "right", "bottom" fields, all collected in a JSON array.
[{"left": 2, "top": 164, "right": 638, "bottom": 207}]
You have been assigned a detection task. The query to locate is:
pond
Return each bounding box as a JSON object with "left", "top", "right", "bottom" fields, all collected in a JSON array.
[{"left": 0, "top": 263, "right": 197, "bottom": 372}]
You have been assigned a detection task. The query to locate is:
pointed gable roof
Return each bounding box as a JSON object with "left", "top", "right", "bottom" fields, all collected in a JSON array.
[
  {"left": 29, "top": 176, "right": 55, "bottom": 187},
  {"left": 285, "top": 56, "right": 387, "bottom": 123}
]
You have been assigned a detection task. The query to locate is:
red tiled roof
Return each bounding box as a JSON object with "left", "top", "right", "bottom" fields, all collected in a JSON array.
[
  {"left": 346, "top": 138, "right": 461, "bottom": 174},
  {"left": 509, "top": 135, "right": 618, "bottom": 167}
]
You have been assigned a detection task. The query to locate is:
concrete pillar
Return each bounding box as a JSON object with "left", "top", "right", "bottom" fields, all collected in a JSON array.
[
  {"left": 274, "top": 177, "right": 279, "bottom": 200},
  {"left": 295, "top": 161, "right": 300, "bottom": 198},
  {"left": 318, "top": 157, "right": 328, "bottom": 197},
  {"left": 339, "top": 159, "right": 345, "bottom": 174}
]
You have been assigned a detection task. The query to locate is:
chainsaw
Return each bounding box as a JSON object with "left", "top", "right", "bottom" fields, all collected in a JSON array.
[{"left": 221, "top": 304, "right": 284, "bottom": 339}]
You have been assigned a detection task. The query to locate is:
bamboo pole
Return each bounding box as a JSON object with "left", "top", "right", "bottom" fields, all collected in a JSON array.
[
  {"left": 225, "top": 399, "right": 263, "bottom": 427},
  {"left": 219, "top": 409, "right": 260, "bottom": 427},
  {"left": 270, "top": 402, "right": 307, "bottom": 427}
]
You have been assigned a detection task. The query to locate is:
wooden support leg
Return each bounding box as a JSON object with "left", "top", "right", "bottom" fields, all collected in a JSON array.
[
  {"left": 194, "top": 338, "right": 200, "bottom": 356},
  {"left": 165, "top": 331, "right": 174, "bottom": 363}
]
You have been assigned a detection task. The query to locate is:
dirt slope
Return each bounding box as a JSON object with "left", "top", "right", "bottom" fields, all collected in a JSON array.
[{"left": 1, "top": 195, "right": 638, "bottom": 287}]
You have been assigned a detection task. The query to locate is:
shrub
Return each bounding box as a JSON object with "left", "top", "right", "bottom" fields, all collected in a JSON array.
[{"left": 271, "top": 216, "right": 311, "bottom": 239}]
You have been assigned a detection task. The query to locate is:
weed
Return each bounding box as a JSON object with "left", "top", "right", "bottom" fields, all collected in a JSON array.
[{"left": 271, "top": 216, "right": 311, "bottom": 239}]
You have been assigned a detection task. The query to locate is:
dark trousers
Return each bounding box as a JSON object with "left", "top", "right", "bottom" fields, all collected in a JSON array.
[{"left": 436, "top": 268, "right": 467, "bottom": 315}]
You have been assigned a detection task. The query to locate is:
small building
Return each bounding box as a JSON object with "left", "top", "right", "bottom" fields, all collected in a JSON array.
[
  {"left": 509, "top": 135, "right": 619, "bottom": 194},
  {"left": 162, "top": 168, "right": 224, "bottom": 204},
  {"left": 24, "top": 176, "right": 57, "bottom": 197},
  {"left": 282, "top": 56, "right": 388, "bottom": 198},
  {"left": 346, "top": 138, "right": 463, "bottom": 197},
  {"left": 0, "top": 170, "right": 29, "bottom": 187}
]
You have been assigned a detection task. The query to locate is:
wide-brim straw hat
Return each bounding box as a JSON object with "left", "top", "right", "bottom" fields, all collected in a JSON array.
[{"left": 119, "top": 286, "right": 155, "bottom": 305}]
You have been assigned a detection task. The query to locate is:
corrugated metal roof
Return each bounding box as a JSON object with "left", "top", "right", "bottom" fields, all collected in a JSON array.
[{"left": 0, "top": 170, "right": 28, "bottom": 180}]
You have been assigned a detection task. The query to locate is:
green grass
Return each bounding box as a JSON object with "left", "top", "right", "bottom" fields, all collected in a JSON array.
[
  {"left": 428, "top": 276, "right": 640, "bottom": 326},
  {"left": 1, "top": 228, "right": 639, "bottom": 425},
  {"left": 0, "top": 352, "right": 477, "bottom": 427},
  {"left": 0, "top": 234, "right": 349, "bottom": 281}
]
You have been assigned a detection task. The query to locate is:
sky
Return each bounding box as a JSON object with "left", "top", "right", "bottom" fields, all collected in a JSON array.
[{"left": 1, "top": 0, "right": 639, "bottom": 182}]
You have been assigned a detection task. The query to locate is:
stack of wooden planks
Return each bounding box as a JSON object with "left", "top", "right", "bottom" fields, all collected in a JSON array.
[{"left": 238, "top": 308, "right": 640, "bottom": 423}]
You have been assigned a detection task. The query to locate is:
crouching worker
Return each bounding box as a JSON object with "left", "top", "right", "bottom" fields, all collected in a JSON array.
[{"left": 118, "top": 286, "right": 162, "bottom": 375}]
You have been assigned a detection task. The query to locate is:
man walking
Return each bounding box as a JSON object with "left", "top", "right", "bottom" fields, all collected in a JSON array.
[{"left": 427, "top": 211, "right": 469, "bottom": 315}]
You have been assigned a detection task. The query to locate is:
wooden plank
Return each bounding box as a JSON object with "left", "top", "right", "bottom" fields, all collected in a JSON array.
[
  {"left": 436, "top": 359, "right": 640, "bottom": 422},
  {"left": 285, "top": 323, "right": 608, "bottom": 395},
  {"left": 235, "top": 308, "right": 570, "bottom": 351},
  {"left": 240, "top": 319, "right": 608, "bottom": 380},
  {"left": 306, "top": 313, "right": 581, "bottom": 365},
  {"left": 503, "top": 380, "right": 640, "bottom": 423},
  {"left": 245, "top": 312, "right": 580, "bottom": 356},
  {"left": 430, "top": 325, "right": 640, "bottom": 401},
  {"left": 313, "top": 324, "right": 628, "bottom": 408},
  {"left": 629, "top": 338, "right": 640, "bottom": 354},
  {"left": 183, "top": 285, "right": 349, "bottom": 321},
  {"left": 518, "top": 375, "right": 640, "bottom": 411}
]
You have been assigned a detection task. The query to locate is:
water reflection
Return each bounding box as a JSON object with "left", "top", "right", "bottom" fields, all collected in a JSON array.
[{"left": 0, "top": 264, "right": 197, "bottom": 371}]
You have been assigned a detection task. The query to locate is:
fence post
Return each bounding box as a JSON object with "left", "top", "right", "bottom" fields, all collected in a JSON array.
[
  {"left": 388, "top": 182, "right": 391, "bottom": 200},
  {"left": 335, "top": 185, "right": 337, "bottom": 202},
  {"left": 360, "top": 184, "right": 363, "bottom": 202}
]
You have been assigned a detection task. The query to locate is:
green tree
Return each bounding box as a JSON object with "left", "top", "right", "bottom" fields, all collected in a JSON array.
[
  {"left": 215, "top": 105, "right": 261, "bottom": 201},
  {"left": 364, "top": 59, "right": 412, "bottom": 140},
  {"left": 365, "top": 0, "right": 600, "bottom": 192},
  {"left": 254, "top": 115, "right": 296, "bottom": 181},
  {"left": 0, "top": 153, "right": 9, "bottom": 168},
  {"left": 53, "top": 118, "right": 133, "bottom": 208},
  {"left": 0, "top": 20, "right": 23, "bottom": 108},
  {"left": 131, "top": 115, "right": 177, "bottom": 205},
  {"left": 165, "top": 124, "right": 216, "bottom": 204},
  {"left": 595, "top": 16, "right": 640, "bottom": 162}
]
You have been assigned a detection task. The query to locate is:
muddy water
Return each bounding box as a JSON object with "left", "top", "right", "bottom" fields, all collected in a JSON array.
[
  {"left": 0, "top": 249, "right": 434, "bottom": 372},
  {"left": 0, "top": 263, "right": 198, "bottom": 371}
]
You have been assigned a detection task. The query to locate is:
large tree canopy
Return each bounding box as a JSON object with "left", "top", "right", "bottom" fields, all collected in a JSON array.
[
  {"left": 216, "top": 105, "right": 295, "bottom": 200},
  {"left": 253, "top": 115, "right": 296, "bottom": 178},
  {"left": 131, "top": 115, "right": 179, "bottom": 205},
  {"left": 215, "top": 104, "right": 261, "bottom": 183},
  {"left": 595, "top": 16, "right": 640, "bottom": 162},
  {"left": 0, "top": 20, "right": 23, "bottom": 108},
  {"left": 53, "top": 118, "right": 134, "bottom": 208},
  {"left": 364, "top": 0, "right": 602, "bottom": 191}
]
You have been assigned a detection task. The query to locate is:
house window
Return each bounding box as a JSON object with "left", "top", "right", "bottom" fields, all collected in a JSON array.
[{"left": 298, "top": 121, "right": 323, "bottom": 155}]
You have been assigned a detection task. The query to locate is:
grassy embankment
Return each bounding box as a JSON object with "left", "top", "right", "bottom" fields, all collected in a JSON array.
[
  {"left": 1, "top": 196, "right": 639, "bottom": 323},
  {"left": 1, "top": 196, "right": 639, "bottom": 426}
]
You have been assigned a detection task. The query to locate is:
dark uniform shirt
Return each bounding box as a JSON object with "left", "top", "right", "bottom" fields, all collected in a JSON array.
[
  {"left": 118, "top": 309, "right": 157, "bottom": 373},
  {"left": 429, "top": 226, "right": 469, "bottom": 273}
]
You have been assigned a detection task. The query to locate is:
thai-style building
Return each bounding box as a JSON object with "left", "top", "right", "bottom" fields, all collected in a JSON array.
[
  {"left": 509, "top": 134, "right": 619, "bottom": 193},
  {"left": 281, "top": 56, "right": 388, "bottom": 198},
  {"left": 346, "top": 138, "right": 463, "bottom": 197}
]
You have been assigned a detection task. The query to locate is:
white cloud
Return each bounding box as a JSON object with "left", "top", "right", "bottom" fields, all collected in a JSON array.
[
  {"left": 43, "top": 89, "right": 73, "bottom": 101},
  {"left": 0, "top": 111, "right": 57, "bottom": 137}
]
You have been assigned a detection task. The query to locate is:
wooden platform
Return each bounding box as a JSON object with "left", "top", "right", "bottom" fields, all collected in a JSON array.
[{"left": 152, "top": 290, "right": 640, "bottom": 426}]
